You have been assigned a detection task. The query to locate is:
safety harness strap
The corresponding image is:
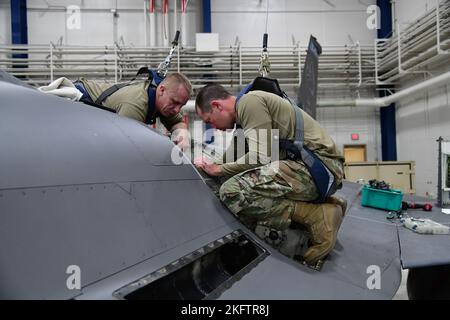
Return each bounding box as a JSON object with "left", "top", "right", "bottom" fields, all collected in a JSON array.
[
  {"left": 236, "top": 77, "right": 337, "bottom": 202},
  {"left": 94, "top": 67, "right": 163, "bottom": 106},
  {"left": 286, "top": 94, "right": 304, "bottom": 150},
  {"left": 94, "top": 82, "right": 131, "bottom": 105},
  {"left": 280, "top": 102, "right": 336, "bottom": 202},
  {"left": 144, "top": 87, "right": 158, "bottom": 125}
]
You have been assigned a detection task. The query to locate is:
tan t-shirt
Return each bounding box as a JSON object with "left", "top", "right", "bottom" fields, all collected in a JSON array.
[
  {"left": 220, "top": 90, "right": 344, "bottom": 176},
  {"left": 79, "top": 78, "right": 183, "bottom": 130}
]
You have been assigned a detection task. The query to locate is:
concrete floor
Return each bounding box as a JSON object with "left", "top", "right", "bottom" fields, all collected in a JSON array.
[{"left": 393, "top": 269, "right": 409, "bottom": 300}]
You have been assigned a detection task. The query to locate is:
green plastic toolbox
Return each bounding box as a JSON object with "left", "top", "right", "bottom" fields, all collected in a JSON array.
[{"left": 360, "top": 185, "right": 404, "bottom": 211}]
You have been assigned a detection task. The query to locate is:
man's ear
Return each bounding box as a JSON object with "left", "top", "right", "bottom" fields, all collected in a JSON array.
[
  {"left": 211, "top": 100, "right": 223, "bottom": 112},
  {"left": 158, "top": 85, "right": 165, "bottom": 95}
]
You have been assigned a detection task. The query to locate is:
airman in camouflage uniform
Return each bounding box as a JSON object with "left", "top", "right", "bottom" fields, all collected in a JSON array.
[{"left": 194, "top": 84, "right": 346, "bottom": 267}]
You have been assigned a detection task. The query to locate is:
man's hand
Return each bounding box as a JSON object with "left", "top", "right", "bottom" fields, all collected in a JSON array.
[
  {"left": 194, "top": 156, "right": 223, "bottom": 177},
  {"left": 172, "top": 129, "right": 190, "bottom": 150},
  {"left": 171, "top": 125, "right": 190, "bottom": 151}
]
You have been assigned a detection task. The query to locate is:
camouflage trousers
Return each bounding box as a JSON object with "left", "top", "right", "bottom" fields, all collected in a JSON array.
[{"left": 219, "top": 159, "right": 344, "bottom": 230}]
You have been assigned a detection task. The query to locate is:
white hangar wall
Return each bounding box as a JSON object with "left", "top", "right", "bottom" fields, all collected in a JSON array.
[
  {"left": 394, "top": 0, "right": 450, "bottom": 198},
  {"left": 211, "top": 0, "right": 378, "bottom": 47},
  {"left": 1, "top": 0, "right": 378, "bottom": 47},
  {"left": 0, "top": 0, "right": 202, "bottom": 47},
  {"left": 0, "top": 0, "right": 11, "bottom": 44},
  {"left": 396, "top": 71, "right": 450, "bottom": 198}
]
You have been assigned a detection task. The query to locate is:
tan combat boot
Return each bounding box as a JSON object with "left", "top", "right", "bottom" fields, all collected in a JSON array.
[{"left": 292, "top": 200, "right": 344, "bottom": 268}]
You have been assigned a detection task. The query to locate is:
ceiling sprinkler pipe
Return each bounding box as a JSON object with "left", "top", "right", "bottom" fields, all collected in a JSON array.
[{"left": 318, "top": 71, "right": 450, "bottom": 108}]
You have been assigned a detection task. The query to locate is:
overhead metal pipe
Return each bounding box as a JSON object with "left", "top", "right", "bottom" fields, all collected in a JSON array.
[
  {"left": 375, "top": 1, "right": 450, "bottom": 84},
  {"left": 318, "top": 71, "right": 450, "bottom": 107}
]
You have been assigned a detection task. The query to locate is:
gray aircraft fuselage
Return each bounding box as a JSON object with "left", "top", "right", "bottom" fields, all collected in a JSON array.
[{"left": 0, "top": 72, "right": 407, "bottom": 299}]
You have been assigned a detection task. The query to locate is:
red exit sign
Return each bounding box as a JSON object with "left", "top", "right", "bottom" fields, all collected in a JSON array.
[{"left": 351, "top": 133, "right": 360, "bottom": 141}]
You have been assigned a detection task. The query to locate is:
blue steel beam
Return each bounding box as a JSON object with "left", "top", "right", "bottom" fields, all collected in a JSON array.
[
  {"left": 10, "top": 0, "right": 29, "bottom": 63},
  {"left": 202, "top": 0, "right": 211, "bottom": 33},
  {"left": 202, "top": 0, "right": 214, "bottom": 143},
  {"left": 377, "top": 0, "right": 397, "bottom": 161},
  {"left": 11, "top": 0, "right": 28, "bottom": 44}
]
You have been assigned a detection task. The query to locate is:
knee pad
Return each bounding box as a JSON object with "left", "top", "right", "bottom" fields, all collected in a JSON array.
[{"left": 254, "top": 224, "right": 309, "bottom": 260}]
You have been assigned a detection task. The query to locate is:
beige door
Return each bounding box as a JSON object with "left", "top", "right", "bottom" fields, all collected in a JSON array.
[{"left": 344, "top": 145, "right": 366, "bottom": 163}]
